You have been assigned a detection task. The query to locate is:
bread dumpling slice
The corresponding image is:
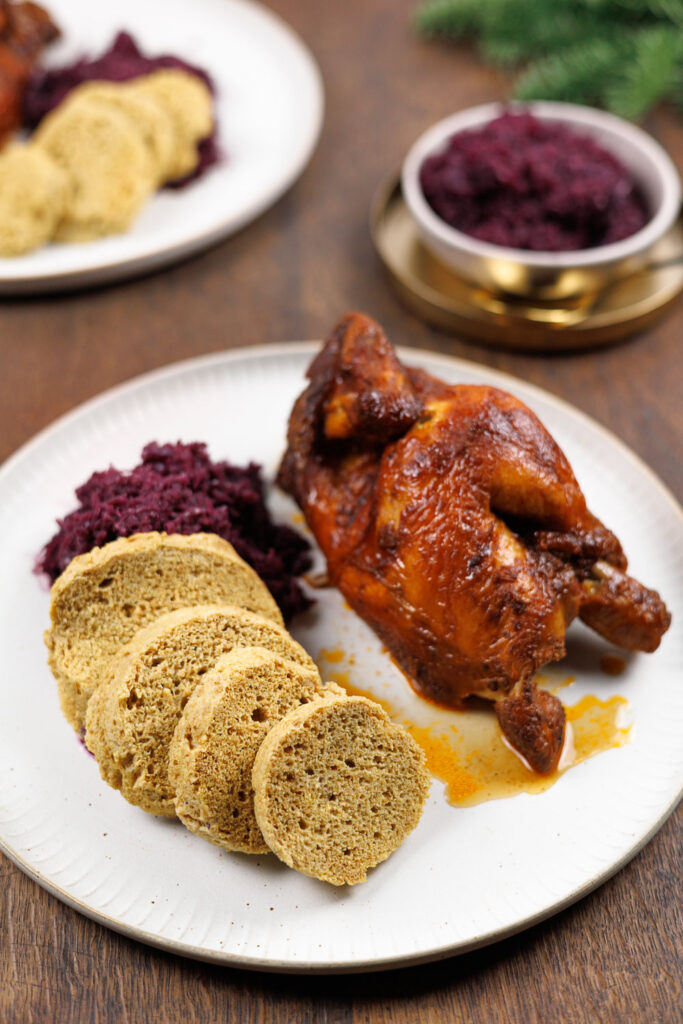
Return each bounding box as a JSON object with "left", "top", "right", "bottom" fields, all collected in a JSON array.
[
  {"left": 69, "top": 81, "right": 176, "bottom": 186},
  {"left": 169, "top": 646, "right": 328, "bottom": 854},
  {"left": 132, "top": 69, "right": 213, "bottom": 181},
  {"left": 0, "top": 143, "right": 67, "bottom": 256},
  {"left": 46, "top": 531, "right": 284, "bottom": 733},
  {"left": 85, "top": 604, "right": 317, "bottom": 817},
  {"left": 252, "top": 695, "right": 431, "bottom": 885},
  {"left": 34, "top": 93, "right": 156, "bottom": 240}
]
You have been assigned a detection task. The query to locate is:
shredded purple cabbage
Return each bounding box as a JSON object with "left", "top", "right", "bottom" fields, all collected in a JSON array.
[
  {"left": 36, "top": 442, "right": 312, "bottom": 622},
  {"left": 23, "top": 31, "right": 220, "bottom": 187},
  {"left": 420, "top": 111, "right": 648, "bottom": 251}
]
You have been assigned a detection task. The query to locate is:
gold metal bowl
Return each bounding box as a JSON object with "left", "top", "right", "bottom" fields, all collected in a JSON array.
[{"left": 371, "top": 176, "right": 683, "bottom": 353}]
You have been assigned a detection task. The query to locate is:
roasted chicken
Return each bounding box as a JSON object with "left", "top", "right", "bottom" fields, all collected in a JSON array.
[
  {"left": 279, "top": 313, "right": 671, "bottom": 773},
  {"left": 0, "top": 0, "right": 58, "bottom": 146}
]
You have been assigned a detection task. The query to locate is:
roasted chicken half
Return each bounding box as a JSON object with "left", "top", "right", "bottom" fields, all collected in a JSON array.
[
  {"left": 0, "top": 0, "right": 59, "bottom": 146},
  {"left": 278, "top": 313, "right": 671, "bottom": 773}
]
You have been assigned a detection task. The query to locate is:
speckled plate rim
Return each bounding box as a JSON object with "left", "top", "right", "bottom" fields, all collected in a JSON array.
[
  {"left": 0, "top": 342, "right": 681, "bottom": 974},
  {"left": 1, "top": 803, "right": 679, "bottom": 974},
  {"left": 0, "top": 783, "right": 680, "bottom": 974}
]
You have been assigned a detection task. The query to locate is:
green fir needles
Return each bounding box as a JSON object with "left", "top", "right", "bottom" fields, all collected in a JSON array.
[{"left": 416, "top": 0, "right": 683, "bottom": 119}]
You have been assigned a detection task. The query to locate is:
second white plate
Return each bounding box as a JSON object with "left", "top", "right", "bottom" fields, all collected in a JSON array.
[
  {"left": 0, "top": 0, "right": 323, "bottom": 293},
  {"left": 0, "top": 343, "right": 680, "bottom": 971}
]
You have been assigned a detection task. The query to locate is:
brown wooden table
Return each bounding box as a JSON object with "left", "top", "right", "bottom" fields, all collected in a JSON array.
[{"left": 1, "top": 2, "right": 681, "bottom": 1021}]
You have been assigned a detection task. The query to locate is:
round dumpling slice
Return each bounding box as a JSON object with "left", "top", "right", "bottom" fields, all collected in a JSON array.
[
  {"left": 85, "top": 604, "right": 317, "bottom": 817},
  {"left": 169, "top": 646, "right": 327, "bottom": 854},
  {"left": 132, "top": 68, "right": 213, "bottom": 181},
  {"left": 70, "top": 81, "right": 176, "bottom": 185},
  {"left": 0, "top": 143, "right": 67, "bottom": 256},
  {"left": 45, "top": 531, "right": 284, "bottom": 732},
  {"left": 252, "top": 695, "right": 431, "bottom": 885},
  {"left": 34, "top": 93, "right": 156, "bottom": 240}
]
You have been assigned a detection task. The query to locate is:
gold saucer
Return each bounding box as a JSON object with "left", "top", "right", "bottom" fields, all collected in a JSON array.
[{"left": 371, "top": 176, "right": 683, "bottom": 352}]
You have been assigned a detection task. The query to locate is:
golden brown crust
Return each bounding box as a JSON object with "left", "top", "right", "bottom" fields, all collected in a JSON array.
[
  {"left": 494, "top": 681, "right": 566, "bottom": 774},
  {"left": 278, "top": 313, "right": 670, "bottom": 708},
  {"left": 579, "top": 562, "right": 671, "bottom": 652},
  {"left": 0, "top": 0, "right": 59, "bottom": 145}
]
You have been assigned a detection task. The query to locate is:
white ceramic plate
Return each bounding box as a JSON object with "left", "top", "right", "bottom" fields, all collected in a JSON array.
[
  {"left": 0, "top": 344, "right": 680, "bottom": 973},
  {"left": 0, "top": 0, "right": 323, "bottom": 294}
]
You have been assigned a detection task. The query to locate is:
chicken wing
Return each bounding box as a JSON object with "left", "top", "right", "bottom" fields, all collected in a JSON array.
[{"left": 279, "top": 313, "right": 671, "bottom": 773}]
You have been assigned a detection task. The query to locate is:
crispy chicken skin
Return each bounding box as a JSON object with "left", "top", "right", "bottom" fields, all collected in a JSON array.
[
  {"left": 0, "top": 0, "right": 59, "bottom": 145},
  {"left": 279, "top": 313, "right": 671, "bottom": 773}
]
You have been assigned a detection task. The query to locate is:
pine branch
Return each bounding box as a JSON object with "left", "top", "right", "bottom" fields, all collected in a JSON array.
[
  {"left": 416, "top": 0, "right": 494, "bottom": 38},
  {"left": 648, "top": 0, "right": 683, "bottom": 25},
  {"left": 577, "top": 0, "right": 683, "bottom": 21},
  {"left": 513, "top": 36, "right": 630, "bottom": 106},
  {"left": 477, "top": 6, "right": 616, "bottom": 66},
  {"left": 416, "top": 0, "right": 683, "bottom": 118},
  {"left": 606, "top": 28, "right": 683, "bottom": 117},
  {"left": 417, "top": 0, "right": 681, "bottom": 38}
]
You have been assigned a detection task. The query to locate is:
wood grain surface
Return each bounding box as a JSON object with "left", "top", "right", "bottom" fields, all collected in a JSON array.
[{"left": 1, "top": 1, "right": 681, "bottom": 1021}]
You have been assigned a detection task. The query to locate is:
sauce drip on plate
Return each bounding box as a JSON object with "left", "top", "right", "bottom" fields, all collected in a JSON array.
[{"left": 319, "top": 657, "right": 631, "bottom": 808}]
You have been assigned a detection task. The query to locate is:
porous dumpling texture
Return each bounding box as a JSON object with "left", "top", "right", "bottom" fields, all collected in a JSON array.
[
  {"left": 169, "top": 647, "right": 326, "bottom": 854},
  {"left": 71, "top": 81, "right": 176, "bottom": 185},
  {"left": 252, "top": 695, "right": 431, "bottom": 885},
  {"left": 133, "top": 69, "right": 213, "bottom": 180},
  {"left": 85, "top": 604, "right": 317, "bottom": 817},
  {"left": 34, "top": 93, "right": 156, "bottom": 240},
  {"left": 46, "top": 531, "right": 284, "bottom": 732},
  {"left": 0, "top": 143, "right": 67, "bottom": 256}
]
